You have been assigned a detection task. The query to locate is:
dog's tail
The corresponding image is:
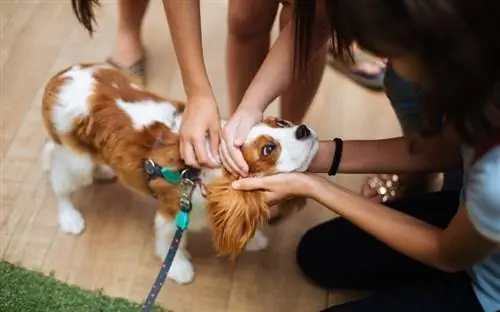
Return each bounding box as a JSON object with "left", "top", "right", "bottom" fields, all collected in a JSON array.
[
  {"left": 70, "top": 0, "right": 100, "bottom": 36},
  {"left": 42, "top": 140, "right": 56, "bottom": 173}
]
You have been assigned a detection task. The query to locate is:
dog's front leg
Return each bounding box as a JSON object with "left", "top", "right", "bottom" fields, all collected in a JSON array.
[
  {"left": 154, "top": 213, "right": 195, "bottom": 284},
  {"left": 245, "top": 229, "right": 269, "bottom": 251}
]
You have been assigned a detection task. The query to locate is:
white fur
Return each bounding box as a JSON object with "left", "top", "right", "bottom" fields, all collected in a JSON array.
[
  {"left": 43, "top": 64, "right": 319, "bottom": 285},
  {"left": 245, "top": 123, "right": 319, "bottom": 173},
  {"left": 116, "top": 99, "right": 178, "bottom": 129},
  {"left": 53, "top": 65, "right": 95, "bottom": 132}
]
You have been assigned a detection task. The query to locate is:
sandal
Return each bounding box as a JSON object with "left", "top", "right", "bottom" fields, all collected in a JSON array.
[
  {"left": 105, "top": 56, "right": 147, "bottom": 86},
  {"left": 327, "top": 44, "right": 386, "bottom": 91}
]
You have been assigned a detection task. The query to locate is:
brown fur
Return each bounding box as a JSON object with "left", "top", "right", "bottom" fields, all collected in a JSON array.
[
  {"left": 241, "top": 135, "right": 281, "bottom": 174},
  {"left": 41, "top": 63, "right": 306, "bottom": 259},
  {"left": 205, "top": 171, "right": 269, "bottom": 259},
  {"left": 42, "top": 64, "right": 184, "bottom": 221}
]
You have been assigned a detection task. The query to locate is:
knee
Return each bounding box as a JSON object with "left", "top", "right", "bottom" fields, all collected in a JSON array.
[
  {"left": 296, "top": 219, "right": 350, "bottom": 288},
  {"left": 228, "top": 5, "right": 275, "bottom": 41}
]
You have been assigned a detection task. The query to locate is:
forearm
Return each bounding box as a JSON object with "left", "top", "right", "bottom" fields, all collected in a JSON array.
[
  {"left": 309, "top": 128, "right": 462, "bottom": 174},
  {"left": 239, "top": 12, "right": 330, "bottom": 112},
  {"left": 162, "top": 0, "right": 212, "bottom": 98},
  {"left": 306, "top": 177, "right": 452, "bottom": 271}
]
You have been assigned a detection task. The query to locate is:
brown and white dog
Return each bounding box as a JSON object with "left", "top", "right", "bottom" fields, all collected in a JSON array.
[{"left": 41, "top": 63, "right": 319, "bottom": 284}]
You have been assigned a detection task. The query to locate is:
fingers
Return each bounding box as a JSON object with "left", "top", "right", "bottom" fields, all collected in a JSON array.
[
  {"left": 231, "top": 177, "right": 262, "bottom": 191},
  {"left": 221, "top": 127, "right": 249, "bottom": 177},
  {"left": 209, "top": 127, "right": 220, "bottom": 165},
  {"left": 182, "top": 140, "right": 198, "bottom": 168},
  {"left": 219, "top": 138, "right": 241, "bottom": 177}
]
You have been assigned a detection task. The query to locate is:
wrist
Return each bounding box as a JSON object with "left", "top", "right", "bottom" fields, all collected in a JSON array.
[
  {"left": 296, "top": 174, "right": 322, "bottom": 198},
  {"left": 181, "top": 68, "right": 213, "bottom": 99},
  {"left": 239, "top": 97, "right": 268, "bottom": 114},
  {"left": 308, "top": 141, "right": 336, "bottom": 173},
  {"left": 236, "top": 102, "right": 264, "bottom": 117}
]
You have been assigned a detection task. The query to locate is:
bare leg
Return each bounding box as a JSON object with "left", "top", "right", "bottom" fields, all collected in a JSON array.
[
  {"left": 226, "top": 0, "right": 280, "bottom": 114},
  {"left": 279, "top": 2, "right": 327, "bottom": 124},
  {"left": 109, "top": 0, "right": 149, "bottom": 68}
]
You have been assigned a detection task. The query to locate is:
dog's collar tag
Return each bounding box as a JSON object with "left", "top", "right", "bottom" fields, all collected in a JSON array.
[{"left": 160, "top": 167, "right": 181, "bottom": 184}]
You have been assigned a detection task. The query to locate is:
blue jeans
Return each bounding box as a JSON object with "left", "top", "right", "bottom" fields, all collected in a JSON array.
[{"left": 383, "top": 65, "right": 463, "bottom": 191}]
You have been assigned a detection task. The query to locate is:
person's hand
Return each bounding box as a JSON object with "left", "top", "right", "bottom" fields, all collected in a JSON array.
[
  {"left": 231, "top": 173, "right": 314, "bottom": 205},
  {"left": 179, "top": 95, "right": 221, "bottom": 168},
  {"left": 220, "top": 106, "right": 263, "bottom": 177}
]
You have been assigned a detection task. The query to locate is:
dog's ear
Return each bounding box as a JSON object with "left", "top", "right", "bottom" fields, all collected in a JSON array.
[{"left": 205, "top": 171, "right": 269, "bottom": 259}]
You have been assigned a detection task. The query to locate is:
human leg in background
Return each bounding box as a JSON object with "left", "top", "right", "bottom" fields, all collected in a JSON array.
[
  {"left": 277, "top": 1, "right": 327, "bottom": 124},
  {"left": 296, "top": 191, "right": 483, "bottom": 312},
  {"left": 226, "top": 0, "right": 327, "bottom": 123},
  {"left": 107, "top": 0, "right": 149, "bottom": 84},
  {"left": 361, "top": 63, "right": 464, "bottom": 202}
]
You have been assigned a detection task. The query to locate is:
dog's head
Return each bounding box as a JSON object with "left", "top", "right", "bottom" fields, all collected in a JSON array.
[{"left": 206, "top": 117, "right": 319, "bottom": 258}]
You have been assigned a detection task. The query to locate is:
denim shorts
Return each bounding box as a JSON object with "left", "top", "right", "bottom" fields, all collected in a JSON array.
[{"left": 383, "top": 64, "right": 463, "bottom": 191}]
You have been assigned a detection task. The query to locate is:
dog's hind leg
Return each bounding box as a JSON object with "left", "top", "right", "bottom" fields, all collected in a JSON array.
[
  {"left": 42, "top": 140, "right": 56, "bottom": 172},
  {"left": 93, "top": 164, "right": 117, "bottom": 182},
  {"left": 49, "top": 145, "right": 93, "bottom": 235}
]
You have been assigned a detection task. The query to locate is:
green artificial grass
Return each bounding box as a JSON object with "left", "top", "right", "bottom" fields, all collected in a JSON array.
[{"left": 0, "top": 261, "right": 168, "bottom": 312}]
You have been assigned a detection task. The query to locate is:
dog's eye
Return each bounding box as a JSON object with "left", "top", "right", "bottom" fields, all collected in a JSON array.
[
  {"left": 276, "top": 119, "right": 290, "bottom": 128},
  {"left": 261, "top": 142, "right": 276, "bottom": 156}
]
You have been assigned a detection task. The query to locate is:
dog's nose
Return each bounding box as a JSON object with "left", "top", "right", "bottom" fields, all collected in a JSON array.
[{"left": 295, "top": 124, "right": 311, "bottom": 140}]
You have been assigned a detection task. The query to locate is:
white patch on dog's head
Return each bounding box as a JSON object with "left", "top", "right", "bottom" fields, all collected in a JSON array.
[{"left": 242, "top": 117, "right": 319, "bottom": 175}]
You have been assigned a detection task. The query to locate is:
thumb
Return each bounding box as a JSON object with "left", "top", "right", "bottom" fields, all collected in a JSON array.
[
  {"left": 231, "top": 178, "right": 263, "bottom": 191},
  {"left": 209, "top": 127, "right": 220, "bottom": 164},
  {"left": 234, "top": 124, "right": 250, "bottom": 147}
]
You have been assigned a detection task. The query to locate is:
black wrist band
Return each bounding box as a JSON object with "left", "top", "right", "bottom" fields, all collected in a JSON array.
[{"left": 328, "top": 138, "right": 343, "bottom": 176}]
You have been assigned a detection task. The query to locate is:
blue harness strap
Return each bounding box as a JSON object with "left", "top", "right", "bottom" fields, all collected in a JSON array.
[{"left": 140, "top": 161, "right": 199, "bottom": 312}]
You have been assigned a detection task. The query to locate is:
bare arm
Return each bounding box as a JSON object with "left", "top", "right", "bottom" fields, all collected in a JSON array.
[
  {"left": 162, "top": 0, "right": 213, "bottom": 98},
  {"left": 238, "top": 4, "right": 331, "bottom": 112},
  {"left": 309, "top": 126, "right": 463, "bottom": 174}
]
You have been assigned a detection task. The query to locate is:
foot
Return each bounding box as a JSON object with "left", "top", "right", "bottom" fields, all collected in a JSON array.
[
  {"left": 245, "top": 229, "right": 269, "bottom": 251},
  {"left": 327, "top": 43, "right": 387, "bottom": 91},
  {"left": 155, "top": 246, "right": 195, "bottom": 285},
  {"left": 108, "top": 35, "right": 146, "bottom": 84},
  {"left": 59, "top": 206, "right": 85, "bottom": 235},
  {"left": 168, "top": 255, "right": 195, "bottom": 285}
]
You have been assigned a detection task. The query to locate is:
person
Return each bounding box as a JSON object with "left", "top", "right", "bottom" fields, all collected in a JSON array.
[
  {"left": 100, "top": 0, "right": 327, "bottom": 169},
  {"left": 229, "top": 0, "right": 500, "bottom": 311},
  {"left": 101, "top": 0, "right": 389, "bottom": 168}
]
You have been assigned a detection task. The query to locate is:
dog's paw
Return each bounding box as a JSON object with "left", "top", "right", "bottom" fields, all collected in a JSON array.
[
  {"left": 168, "top": 258, "right": 195, "bottom": 285},
  {"left": 245, "top": 230, "right": 269, "bottom": 251},
  {"left": 59, "top": 208, "right": 85, "bottom": 235}
]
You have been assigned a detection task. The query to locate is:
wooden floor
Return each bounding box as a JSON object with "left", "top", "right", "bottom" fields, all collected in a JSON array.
[{"left": 0, "top": 1, "right": 401, "bottom": 311}]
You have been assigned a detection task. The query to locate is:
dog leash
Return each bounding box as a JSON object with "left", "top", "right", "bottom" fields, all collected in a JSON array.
[{"left": 141, "top": 160, "right": 200, "bottom": 312}]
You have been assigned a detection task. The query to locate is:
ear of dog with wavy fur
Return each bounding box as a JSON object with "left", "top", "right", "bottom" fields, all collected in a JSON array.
[{"left": 205, "top": 170, "right": 270, "bottom": 259}]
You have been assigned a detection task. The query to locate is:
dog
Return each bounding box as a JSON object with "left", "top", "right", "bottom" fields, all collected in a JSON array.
[{"left": 41, "top": 63, "right": 319, "bottom": 284}]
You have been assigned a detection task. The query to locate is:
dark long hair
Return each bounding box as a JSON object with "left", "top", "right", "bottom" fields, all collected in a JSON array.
[
  {"left": 293, "top": 0, "right": 500, "bottom": 145},
  {"left": 71, "top": 0, "right": 100, "bottom": 35}
]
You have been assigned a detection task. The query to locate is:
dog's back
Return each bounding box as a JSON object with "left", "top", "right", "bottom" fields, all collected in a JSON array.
[{"left": 41, "top": 62, "right": 186, "bottom": 234}]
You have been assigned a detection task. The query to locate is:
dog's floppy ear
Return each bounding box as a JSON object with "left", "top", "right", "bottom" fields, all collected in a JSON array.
[{"left": 205, "top": 170, "right": 269, "bottom": 258}]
